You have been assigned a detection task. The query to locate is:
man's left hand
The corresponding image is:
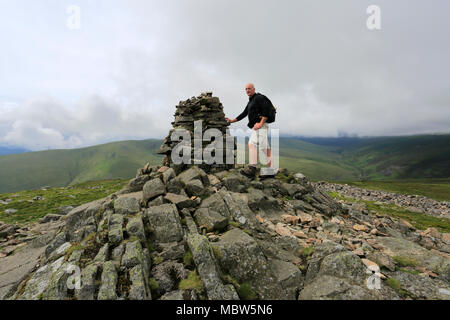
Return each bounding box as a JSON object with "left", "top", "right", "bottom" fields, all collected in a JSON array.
[{"left": 253, "top": 123, "right": 262, "bottom": 130}]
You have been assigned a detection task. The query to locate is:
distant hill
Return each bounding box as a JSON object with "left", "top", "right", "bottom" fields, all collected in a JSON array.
[
  {"left": 0, "top": 146, "right": 29, "bottom": 156},
  {"left": 0, "top": 140, "right": 163, "bottom": 193},
  {"left": 0, "top": 135, "right": 449, "bottom": 193}
]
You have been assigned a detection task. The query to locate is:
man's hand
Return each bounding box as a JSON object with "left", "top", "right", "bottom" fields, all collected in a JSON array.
[
  {"left": 226, "top": 117, "right": 236, "bottom": 123},
  {"left": 253, "top": 123, "right": 262, "bottom": 130}
]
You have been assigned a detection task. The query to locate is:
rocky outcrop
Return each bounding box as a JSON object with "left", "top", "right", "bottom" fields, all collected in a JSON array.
[{"left": 2, "top": 93, "right": 449, "bottom": 300}]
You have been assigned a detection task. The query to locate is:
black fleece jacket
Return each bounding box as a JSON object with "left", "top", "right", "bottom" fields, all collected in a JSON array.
[{"left": 235, "top": 93, "right": 271, "bottom": 129}]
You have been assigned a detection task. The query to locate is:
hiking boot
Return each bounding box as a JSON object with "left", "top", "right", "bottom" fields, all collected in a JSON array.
[{"left": 240, "top": 165, "right": 257, "bottom": 178}]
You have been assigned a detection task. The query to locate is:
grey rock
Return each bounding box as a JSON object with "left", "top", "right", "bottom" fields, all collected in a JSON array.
[
  {"left": 194, "top": 208, "right": 228, "bottom": 232},
  {"left": 121, "top": 241, "right": 144, "bottom": 269},
  {"left": 187, "top": 233, "right": 239, "bottom": 300},
  {"left": 200, "top": 193, "right": 230, "bottom": 219},
  {"left": 76, "top": 264, "right": 98, "bottom": 300},
  {"left": 143, "top": 178, "right": 166, "bottom": 202},
  {"left": 98, "top": 261, "right": 118, "bottom": 300},
  {"left": 126, "top": 214, "right": 146, "bottom": 242},
  {"left": 152, "top": 261, "right": 188, "bottom": 295},
  {"left": 164, "top": 193, "right": 196, "bottom": 209},
  {"left": 94, "top": 243, "right": 110, "bottom": 263},
  {"left": 162, "top": 168, "right": 176, "bottom": 184},
  {"left": 40, "top": 214, "right": 62, "bottom": 224},
  {"left": 19, "top": 257, "right": 65, "bottom": 300},
  {"left": 129, "top": 264, "right": 151, "bottom": 300},
  {"left": 114, "top": 196, "right": 140, "bottom": 215},
  {"left": 185, "top": 179, "right": 204, "bottom": 197},
  {"left": 146, "top": 204, "right": 183, "bottom": 243},
  {"left": 214, "top": 228, "right": 282, "bottom": 299},
  {"left": 269, "top": 259, "right": 304, "bottom": 300}
]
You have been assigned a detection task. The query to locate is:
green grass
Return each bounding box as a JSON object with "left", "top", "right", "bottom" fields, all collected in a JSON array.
[
  {"left": 0, "top": 179, "right": 128, "bottom": 226},
  {"left": 334, "top": 179, "right": 450, "bottom": 202},
  {"left": 392, "top": 256, "right": 419, "bottom": 268},
  {"left": 178, "top": 271, "right": 204, "bottom": 294},
  {"left": 237, "top": 282, "right": 258, "bottom": 300}
]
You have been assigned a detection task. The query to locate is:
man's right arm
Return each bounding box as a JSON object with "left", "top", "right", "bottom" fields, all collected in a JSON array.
[{"left": 227, "top": 105, "right": 248, "bottom": 123}]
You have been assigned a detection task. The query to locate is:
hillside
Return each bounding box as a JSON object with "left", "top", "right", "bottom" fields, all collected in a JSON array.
[
  {"left": 1, "top": 134, "right": 449, "bottom": 193},
  {"left": 0, "top": 140, "right": 163, "bottom": 193}
]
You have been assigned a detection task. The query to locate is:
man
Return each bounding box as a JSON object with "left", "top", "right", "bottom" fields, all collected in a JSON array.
[{"left": 226, "top": 83, "right": 273, "bottom": 178}]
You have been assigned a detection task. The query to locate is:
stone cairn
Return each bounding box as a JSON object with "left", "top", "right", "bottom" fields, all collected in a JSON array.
[{"left": 157, "top": 92, "right": 236, "bottom": 174}]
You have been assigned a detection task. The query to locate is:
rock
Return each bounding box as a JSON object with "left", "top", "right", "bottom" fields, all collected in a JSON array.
[
  {"left": 275, "top": 223, "right": 293, "bottom": 237},
  {"left": 399, "top": 219, "right": 414, "bottom": 230},
  {"left": 152, "top": 261, "right": 188, "bottom": 295},
  {"left": 187, "top": 233, "right": 239, "bottom": 300},
  {"left": 269, "top": 259, "right": 304, "bottom": 299},
  {"left": 366, "top": 252, "right": 396, "bottom": 271},
  {"left": 323, "top": 222, "right": 340, "bottom": 234},
  {"left": 76, "top": 264, "right": 98, "bottom": 300},
  {"left": 114, "top": 196, "right": 140, "bottom": 215},
  {"left": 220, "top": 191, "right": 259, "bottom": 230},
  {"left": 19, "top": 257, "right": 65, "bottom": 300},
  {"left": 298, "top": 212, "right": 313, "bottom": 224},
  {"left": 443, "top": 233, "right": 450, "bottom": 244},
  {"left": 421, "top": 227, "right": 441, "bottom": 239},
  {"left": 213, "top": 228, "right": 283, "bottom": 299},
  {"left": 39, "top": 214, "right": 62, "bottom": 224},
  {"left": 108, "top": 214, "right": 124, "bottom": 246},
  {"left": 361, "top": 259, "right": 380, "bottom": 273},
  {"left": 129, "top": 264, "right": 151, "bottom": 300},
  {"left": 178, "top": 166, "right": 209, "bottom": 186},
  {"left": 353, "top": 224, "right": 369, "bottom": 232},
  {"left": 0, "top": 225, "right": 16, "bottom": 239},
  {"left": 378, "top": 237, "right": 450, "bottom": 276},
  {"left": 126, "top": 215, "right": 146, "bottom": 242},
  {"left": 142, "top": 178, "right": 166, "bottom": 202},
  {"left": 4, "top": 209, "right": 18, "bottom": 214},
  {"left": 282, "top": 215, "right": 301, "bottom": 226},
  {"left": 121, "top": 241, "right": 145, "bottom": 269},
  {"left": 145, "top": 204, "right": 183, "bottom": 243},
  {"left": 389, "top": 271, "right": 450, "bottom": 299},
  {"left": 98, "top": 261, "right": 118, "bottom": 300},
  {"left": 164, "top": 193, "right": 196, "bottom": 209},
  {"left": 199, "top": 193, "right": 230, "bottom": 219},
  {"left": 162, "top": 168, "right": 176, "bottom": 184},
  {"left": 185, "top": 179, "right": 204, "bottom": 197},
  {"left": 94, "top": 243, "right": 109, "bottom": 263},
  {"left": 194, "top": 208, "right": 228, "bottom": 232}
]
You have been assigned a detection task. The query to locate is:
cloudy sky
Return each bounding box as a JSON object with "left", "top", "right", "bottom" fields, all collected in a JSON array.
[{"left": 1, "top": 0, "right": 449, "bottom": 151}]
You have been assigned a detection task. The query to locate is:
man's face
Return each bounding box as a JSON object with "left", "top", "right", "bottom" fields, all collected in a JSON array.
[{"left": 245, "top": 84, "right": 255, "bottom": 97}]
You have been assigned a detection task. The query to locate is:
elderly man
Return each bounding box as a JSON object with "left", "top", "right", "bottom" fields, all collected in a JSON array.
[{"left": 226, "top": 83, "right": 273, "bottom": 178}]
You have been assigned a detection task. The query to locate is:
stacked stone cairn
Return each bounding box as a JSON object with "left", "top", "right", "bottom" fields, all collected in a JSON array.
[{"left": 157, "top": 92, "right": 236, "bottom": 174}]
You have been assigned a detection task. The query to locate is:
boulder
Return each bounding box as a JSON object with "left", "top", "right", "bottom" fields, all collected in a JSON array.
[
  {"left": 145, "top": 204, "right": 183, "bottom": 243},
  {"left": 142, "top": 178, "right": 166, "bottom": 202}
]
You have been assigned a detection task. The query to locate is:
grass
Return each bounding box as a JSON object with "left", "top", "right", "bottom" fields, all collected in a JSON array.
[
  {"left": 237, "top": 282, "right": 258, "bottom": 300},
  {"left": 392, "top": 256, "right": 419, "bottom": 268},
  {"left": 0, "top": 179, "right": 128, "bottom": 226},
  {"left": 178, "top": 271, "right": 204, "bottom": 294},
  {"left": 385, "top": 277, "right": 410, "bottom": 298}
]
